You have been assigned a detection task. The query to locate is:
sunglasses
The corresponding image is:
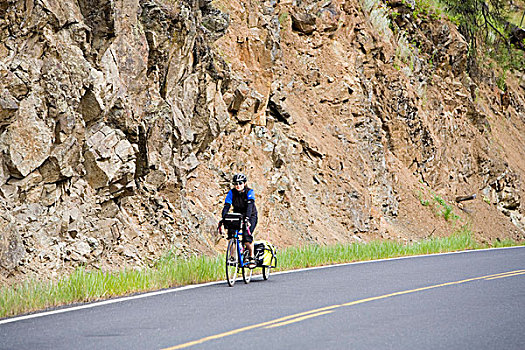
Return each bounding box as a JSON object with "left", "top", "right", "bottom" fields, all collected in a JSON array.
[{"left": 233, "top": 181, "right": 244, "bottom": 186}]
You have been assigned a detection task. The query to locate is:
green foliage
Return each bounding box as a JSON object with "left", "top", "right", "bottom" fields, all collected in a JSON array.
[
  {"left": 438, "top": 0, "right": 522, "bottom": 74},
  {"left": 417, "top": 190, "right": 430, "bottom": 206},
  {"left": 413, "top": 0, "right": 431, "bottom": 19},
  {"left": 278, "top": 11, "right": 289, "bottom": 26},
  {"left": 447, "top": 13, "right": 462, "bottom": 26},
  {"left": 0, "top": 254, "right": 224, "bottom": 319},
  {"left": 393, "top": 61, "right": 402, "bottom": 70},
  {"left": 417, "top": 190, "right": 460, "bottom": 222},
  {"left": 391, "top": 9, "right": 401, "bottom": 20},
  {"left": 496, "top": 68, "right": 508, "bottom": 90},
  {"left": 433, "top": 194, "right": 459, "bottom": 221}
]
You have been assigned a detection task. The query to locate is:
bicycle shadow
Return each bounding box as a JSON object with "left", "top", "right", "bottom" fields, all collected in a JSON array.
[{"left": 221, "top": 272, "right": 272, "bottom": 288}]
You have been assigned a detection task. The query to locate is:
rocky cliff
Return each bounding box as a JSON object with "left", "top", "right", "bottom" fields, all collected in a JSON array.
[{"left": 0, "top": 0, "right": 524, "bottom": 286}]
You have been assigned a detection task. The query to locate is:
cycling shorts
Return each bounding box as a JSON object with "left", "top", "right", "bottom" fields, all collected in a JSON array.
[{"left": 227, "top": 216, "right": 257, "bottom": 243}]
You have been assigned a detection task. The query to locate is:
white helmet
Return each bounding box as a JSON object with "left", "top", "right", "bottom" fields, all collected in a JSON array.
[{"left": 232, "top": 173, "right": 247, "bottom": 185}]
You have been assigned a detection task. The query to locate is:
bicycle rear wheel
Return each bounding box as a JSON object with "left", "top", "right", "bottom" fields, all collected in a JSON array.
[
  {"left": 242, "top": 251, "right": 252, "bottom": 284},
  {"left": 263, "top": 266, "right": 271, "bottom": 280},
  {"left": 226, "top": 239, "right": 238, "bottom": 287}
]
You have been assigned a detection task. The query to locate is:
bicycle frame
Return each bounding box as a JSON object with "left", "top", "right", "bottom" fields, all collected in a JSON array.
[
  {"left": 223, "top": 225, "right": 252, "bottom": 268},
  {"left": 234, "top": 227, "right": 250, "bottom": 267}
]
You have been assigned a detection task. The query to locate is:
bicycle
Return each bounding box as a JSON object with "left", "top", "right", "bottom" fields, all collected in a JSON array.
[
  {"left": 225, "top": 228, "right": 254, "bottom": 286},
  {"left": 220, "top": 213, "right": 253, "bottom": 286},
  {"left": 220, "top": 213, "right": 276, "bottom": 286}
]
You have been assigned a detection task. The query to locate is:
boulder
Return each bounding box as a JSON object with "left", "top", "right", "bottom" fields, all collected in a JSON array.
[
  {"left": 228, "top": 82, "right": 250, "bottom": 113},
  {"left": 0, "top": 222, "right": 25, "bottom": 271},
  {"left": 291, "top": 10, "right": 317, "bottom": 35},
  {"left": 83, "top": 123, "right": 136, "bottom": 193},
  {"left": 78, "top": 89, "right": 103, "bottom": 124},
  {"left": 39, "top": 136, "right": 81, "bottom": 183},
  {"left": 1, "top": 96, "right": 53, "bottom": 177},
  {"left": 448, "top": 36, "right": 468, "bottom": 76},
  {"left": 201, "top": 5, "right": 230, "bottom": 40},
  {"left": 499, "top": 186, "right": 520, "bottom": 210},
  {"left": 0, "top": 157, "right": 7, "bottom": 187},
  {"left": 236, "top": 90, "right": 265, "bottom": 123},
  {"left": 268, "top": 90, "right": 293, "bottom": 124},
  {"left": 73, "top": 241, "right": 92, "bottom": 258},
  {"left": 318, "top": 5, "right": 340, "bottom": 32},
  {"left": 77, "top": 0, "right": 115, "bottom": 60},
  {"left": 0, "top": 64, "right": 29, "bottom": 99}
]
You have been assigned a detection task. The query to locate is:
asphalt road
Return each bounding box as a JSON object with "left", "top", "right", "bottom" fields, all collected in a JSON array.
[{"left": 1, "top": 247, "right": 524, "bottom": 350}]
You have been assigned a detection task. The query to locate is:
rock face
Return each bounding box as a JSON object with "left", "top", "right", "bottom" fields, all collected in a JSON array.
[
  {"left": 0, "top": 0, "right": 231, "bottom": 282},
  {"left": 0, "top": 0, "right": 524, "bottom": 285}
]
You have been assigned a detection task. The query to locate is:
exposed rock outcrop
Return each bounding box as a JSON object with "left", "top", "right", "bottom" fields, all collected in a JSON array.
[{"left": 0, "top": 0, "right": 523, "bottom": 286}]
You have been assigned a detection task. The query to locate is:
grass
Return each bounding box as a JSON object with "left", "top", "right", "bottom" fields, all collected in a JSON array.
[
  {"left": 1, "top": 232, "right": 523, "bottom": 319},
  {"left": 361, "top": 0, "right": 393, "bottom": 41},
  {"left": 0, "top": 255, "right": 224, "bottom": 319},
  {"left": 370, "top": 5, "right": 393, "bottom": 40},
  {"left": 279, "top": 227, "right": 481, "bottom": 269},
  {"left": 396, "top": 31, "right": 417, "bottom": 71}
]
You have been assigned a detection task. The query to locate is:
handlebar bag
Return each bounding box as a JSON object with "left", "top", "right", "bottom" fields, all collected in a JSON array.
[{"left": 223, "top": 213, "right": 243, "bottom": 230}]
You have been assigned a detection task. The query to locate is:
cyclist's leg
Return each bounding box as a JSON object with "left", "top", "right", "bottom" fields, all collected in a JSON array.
[
  {"left": 227, "top": 229, "right": 236, "bottom": 260},
  {"left": 248, "top": 216, "right": 257, "bottom": 234},
  {"left": 243, "top": 218, "right": 257, "bottom": 266},
  {"left": 243, "top": 239, "right": 253, "bottom": 257}
]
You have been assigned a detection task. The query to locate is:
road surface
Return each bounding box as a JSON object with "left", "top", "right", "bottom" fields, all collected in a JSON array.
[{"left": 1, "top": 247, "right": 524, "bottom": 349}]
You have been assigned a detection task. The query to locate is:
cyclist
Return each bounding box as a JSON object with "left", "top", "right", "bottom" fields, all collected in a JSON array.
[{"left": 219, "top": 173, "right": 258, "bottom": 268}]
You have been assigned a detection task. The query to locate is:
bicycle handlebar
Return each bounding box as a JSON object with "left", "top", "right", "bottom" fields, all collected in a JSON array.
[{"left": 218, "top": 222, "right": 251, "bottom": 239}]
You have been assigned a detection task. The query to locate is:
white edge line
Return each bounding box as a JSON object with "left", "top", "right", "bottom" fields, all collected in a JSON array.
[
  {"left": 272, "top": 245, "right": 525, "bottom": 276},
  {"left": 1, "top": 245, "right": 523, "bottom": 325},
  {"left": 0, "top": 280, "right": 224, "bottom": 326}
]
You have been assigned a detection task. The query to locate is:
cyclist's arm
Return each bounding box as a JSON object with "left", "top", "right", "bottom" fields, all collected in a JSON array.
[
  {"left": 222, "top": 190, "right": 233, "bottom": 218},
  {"left": 245, "top": 189, "right": 255, "bottom": 218},
  {"left": 221, "top": 203, "right": 231, "bottom": 218}
]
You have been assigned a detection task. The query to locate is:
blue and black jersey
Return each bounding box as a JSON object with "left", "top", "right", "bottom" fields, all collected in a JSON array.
[
  {"left": 222, "top": 187, "right": 258, "bottom": 239},
  {"left": 222, "top": 187, "right": 258, "bottom": 220}
]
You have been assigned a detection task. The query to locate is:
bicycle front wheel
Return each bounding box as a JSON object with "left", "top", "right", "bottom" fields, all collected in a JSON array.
[{"left": 226, "top": 239, "right": 238, "bottom": 287}]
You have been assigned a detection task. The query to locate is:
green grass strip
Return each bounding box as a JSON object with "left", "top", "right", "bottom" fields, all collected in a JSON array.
[{"left": 1, "top": 232, "right": 522, "bottom": 319}]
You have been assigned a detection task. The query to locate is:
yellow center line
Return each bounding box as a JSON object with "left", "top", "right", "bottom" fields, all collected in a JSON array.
[
  {"left": 161, "top": 269, "right": 524, "bottom": 350},
  {"left": 485, "top": 271, "right": 525, "bottom": 280},
  {"left": 484, "top": 269, "right": 525, "bottom": 278},
  {"left": 162, "top": 306, "right": 342, "bottom": 350},
  {"left": 264, "top": 311, "right": 335, "bottom": 329}
]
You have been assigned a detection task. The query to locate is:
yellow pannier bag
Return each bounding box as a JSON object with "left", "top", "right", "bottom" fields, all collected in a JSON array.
[{"left": 253, "top": 240, "right": 277, "bottom": 268}]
